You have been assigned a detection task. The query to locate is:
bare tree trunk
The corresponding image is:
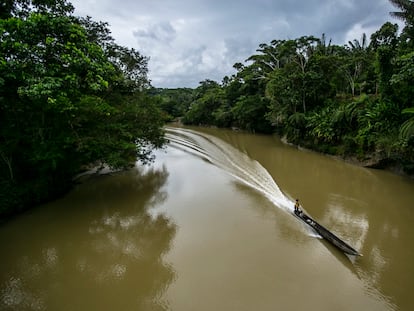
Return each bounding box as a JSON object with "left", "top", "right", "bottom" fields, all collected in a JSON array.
[{"left": 0, "top": 150, "right": 14, "bottom": 181}]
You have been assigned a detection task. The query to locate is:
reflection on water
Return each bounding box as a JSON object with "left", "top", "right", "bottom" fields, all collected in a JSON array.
[
  {"left": 1, "top": 126, "right": 413, "bottom": 310},
  {"left": 322, "top": 198, "right": 369, "bottom": 254},
  {"left": 183, "top": 126, "right": 412, "bottom": 310},
  {"left": 0, "top": 166, "right": 176, "bottom": 310}
]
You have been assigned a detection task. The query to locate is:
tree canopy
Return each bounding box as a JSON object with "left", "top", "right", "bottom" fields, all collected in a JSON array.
[{"left": 0, "top": 0, "right": 165, "bottom": 217}]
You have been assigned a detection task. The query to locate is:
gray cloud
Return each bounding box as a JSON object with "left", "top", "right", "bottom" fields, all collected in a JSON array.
[
  {"left": 71, "top": 0, "right": 400, "bottom": 88},
  {"left": 133, "top": 21, "right": 176, "bottom": 43}
]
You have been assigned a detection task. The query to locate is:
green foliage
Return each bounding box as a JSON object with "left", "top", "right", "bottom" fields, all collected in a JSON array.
[
  {"left": 150, "top": 88, "right": 194, "bottom": 120},
  {"left": 173, "top": 16, "right": 414, "bottom": 174},
  {"left": 231, "top": 95, "right": 272, "bottom": 133},
  {"left": 0, "top": 0, "right": 165, "bottom": 218},
  {"left": 285, "top": 112, "right": 306, "bottom": 142},
  {"left": 4, "top": 0, "right": 413, "bottom": 220},
  {"left": 182, "top": 80, "right": 224, "bottom": 126},
  {"left": 400, "top": 107, "right": 414, "bottom": 139},
  {"left": 307, "top": 107, "right": 336, "bottom": 143},
  {"left": 389, "top": 0, "right": 414, "bottom": 47}
]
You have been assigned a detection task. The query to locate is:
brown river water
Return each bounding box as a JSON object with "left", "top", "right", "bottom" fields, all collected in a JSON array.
[{"left": 1, "top": 126, "right": 413, "bottom": 310}]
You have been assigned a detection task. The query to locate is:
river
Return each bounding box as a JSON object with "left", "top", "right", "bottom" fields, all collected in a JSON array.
[{"left": 1, "top": 126, "right": 413, "bottom": 310}]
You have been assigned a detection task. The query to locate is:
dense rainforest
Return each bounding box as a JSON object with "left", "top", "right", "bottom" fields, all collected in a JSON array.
[
  {"left": 0, "top": 0, "right": 165, "bottom": 218},
  {"left": 155, "top": 0, "right": 414, "bottom": 176}
]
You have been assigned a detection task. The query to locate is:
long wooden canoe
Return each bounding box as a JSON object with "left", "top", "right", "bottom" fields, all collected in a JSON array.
[{"left": 294, "top": 209, "right": 362, "bottom": 256}]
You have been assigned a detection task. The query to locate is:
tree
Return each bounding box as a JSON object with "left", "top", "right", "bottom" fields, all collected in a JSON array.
[
  {"left": 176, "top": 12, "right": 414, "bottom": 174},
  {"left": 342, "top": 34, "right": 375, "bottom": 96},
  {"left": 0, "top": 0, "right": 165, "bottom": 217},
  {"left": 182, "top": 80, "right": 225, "bottom": 125},
  {"left": 1, "top": 0, "right": 75, "bottom": 19},
  {"left": 149, "top": 87, "right": 194, "bottom": 120},
  {"left": 370, "top": 22, "right": 399, "bottom": 49},
  {"left": 265, "top": 36, "right": 328, "bottom": 117},
  {"left": 389, "top": 0, "right": 414, "bottom": 26},
  {"left": 370, "top": 22, "right": 400, "bottom": 96},
  {"left": 245, "top": 40, "right": 293, "bottom": 79},
  {"left": 389, "top": 0, "right": 414, "bottom": 47}
]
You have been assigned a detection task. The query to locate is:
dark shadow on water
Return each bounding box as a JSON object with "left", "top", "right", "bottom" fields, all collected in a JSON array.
[{"left": 0, "top": 165, "right": 177, "bottom": 311}]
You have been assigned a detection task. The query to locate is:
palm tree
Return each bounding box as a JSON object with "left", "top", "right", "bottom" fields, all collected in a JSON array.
[
  {"left": 316, "top": 33, "right": 334, "bottom": 55},
  {"left": 344, "top": 34, "right": 370, "bottom": 96},
  {"left": 348, "top": 33, "right": 368, "bottom": 51},
  {"left": 400, "top": 107, "right": 414, "bottom": 140},
  {"left": 389, "top": 0, "right": 414, "bottom": 23},
  {"left": 389, "top": 0, "right": 414, "bottom": 41}
]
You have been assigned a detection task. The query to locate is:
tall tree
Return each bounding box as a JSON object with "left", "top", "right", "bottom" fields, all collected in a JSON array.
[
  {"left": 389, "top": 0, "right": 414, "bottom": 46},
  {"left": 389, "top": 0, "right": 414, "bottom": 24},
  {"left": 342, "top": 34, "right": 374, "bottom": 96},
  {"left": 0, "top": 0, "right": 165, "bottom": 217},
  {"left": 370, "top": 22, "right": 400, "bottom": 97}
]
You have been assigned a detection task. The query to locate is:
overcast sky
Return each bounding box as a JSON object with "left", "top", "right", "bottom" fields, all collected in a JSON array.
[{"left": 70, "top": 0, "right": 400, "bottom": 88}]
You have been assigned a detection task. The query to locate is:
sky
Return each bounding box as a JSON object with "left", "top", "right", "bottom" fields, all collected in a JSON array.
[{"left": 70, "top": 0, "right": 400, "bottom": 88}]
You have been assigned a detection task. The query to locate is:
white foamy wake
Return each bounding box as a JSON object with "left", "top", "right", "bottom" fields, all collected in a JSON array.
[{"left": 165, "top": 127, "right": 293, "bottom": 212}]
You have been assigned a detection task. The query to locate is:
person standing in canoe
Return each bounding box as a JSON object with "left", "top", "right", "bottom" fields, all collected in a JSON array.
[{"left": 294, "top": 199, "right": 301, "bottom": 213}]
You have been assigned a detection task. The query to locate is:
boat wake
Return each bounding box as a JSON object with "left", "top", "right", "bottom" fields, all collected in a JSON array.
[
  {"left": 165, "top": 127, "right": 293, "bottom": 212},
  {"left": 166, "top": 127, "right": 367, "bottom": 254}
]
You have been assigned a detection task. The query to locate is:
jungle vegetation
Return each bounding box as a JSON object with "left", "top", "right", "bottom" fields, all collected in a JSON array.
[
  {"left": 169, "top": 0, "right": 414, "bottom": 175},
  {"left": 2, "top": 0, "right": 414, "bottom": 219},
  {"left": 0, "top": 0, "right": 165, "bottom": 218}
]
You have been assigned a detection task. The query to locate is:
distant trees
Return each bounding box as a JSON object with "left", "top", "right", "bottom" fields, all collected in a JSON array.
[
  {"left": 149, "top": 88, "right": 194, "bottom": 121},
  {"left": 182, "top": 80, "right": 225, "bottom": 126},
  {"left": 180, "top": 69, "right": 273, "bottom": 133},
  {"left": 0, "top": 0, "right": 165, "bottom": 217}
]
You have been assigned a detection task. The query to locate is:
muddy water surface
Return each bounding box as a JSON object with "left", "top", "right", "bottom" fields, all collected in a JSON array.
[{"left": 1, "top": 126, "right": 413, "bottom": 310}]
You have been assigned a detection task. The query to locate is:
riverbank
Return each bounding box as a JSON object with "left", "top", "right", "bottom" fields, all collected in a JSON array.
[
  {"left": 175, "top": 121, "right": 414, "bottom": 178},
  {"left": 279, "top": 134, "right": 414, "bottom": 178}
]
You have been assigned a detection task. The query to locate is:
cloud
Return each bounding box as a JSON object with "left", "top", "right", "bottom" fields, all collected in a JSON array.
[
  {"left": 133, "top": 21, "right": 177, "bottom": 43},
  {"left": 71, "top": 0, "right": 400, "bottom": 88}
]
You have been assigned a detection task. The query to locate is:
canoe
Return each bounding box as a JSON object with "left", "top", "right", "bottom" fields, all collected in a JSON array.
[{"left": 294, "top": 209, "right": 362, "bottom": 256}]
